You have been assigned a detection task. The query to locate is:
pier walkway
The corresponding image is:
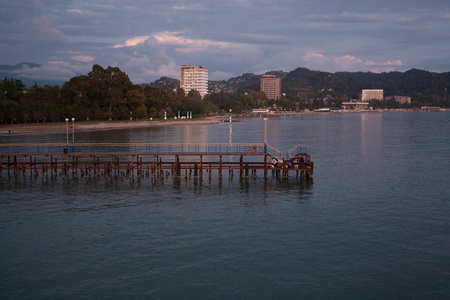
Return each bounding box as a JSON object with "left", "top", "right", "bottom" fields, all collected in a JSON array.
[{"left": 0, "top": 143, "right": 313, "bottom": 180}]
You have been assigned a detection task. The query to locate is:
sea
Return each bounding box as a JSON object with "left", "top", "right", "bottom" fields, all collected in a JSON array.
[{"left": 1, "top": 112, "right": 449, "bottom": 299}]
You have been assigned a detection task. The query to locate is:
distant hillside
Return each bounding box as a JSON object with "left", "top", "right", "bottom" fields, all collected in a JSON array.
[
  {"left": 149, "top": 67, "right": 450, "bottom": 103},
  {"left": 151, "top": 70, "right": 288, "bottom": 94},
  {"left": 282, "top": 67, "right": 450, "bottom": 102},
  {"left": 3, "top": 61, "right": 449, "bottom": 103},
  {"left": 335, "top": 69, "right": 450, "bottom": 98},
  {"left": 0, "top": 62, "right": 40, "bottom": 71},
  {"left": 147, "top": 77, "right": 179, "bottom": 90}
]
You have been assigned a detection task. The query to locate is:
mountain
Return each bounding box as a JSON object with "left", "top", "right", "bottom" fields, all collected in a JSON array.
[
  {"left": 0, "top": 62, "right": 40, "bottom": 71},
  {"left": 0, "top": 62, "right": 65, "bottom": 87},
  {"left": 149, "top": 67, "right": 450, "bottom": 104},
  {"left": 146, "top": 76, "right": 179, "bottom": 90}
]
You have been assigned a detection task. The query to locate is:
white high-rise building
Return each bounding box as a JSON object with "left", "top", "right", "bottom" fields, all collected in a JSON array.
[{"left": 180, "top": 65, "right": 208, "bottom": 98}]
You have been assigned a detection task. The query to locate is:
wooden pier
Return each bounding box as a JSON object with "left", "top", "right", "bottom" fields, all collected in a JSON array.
[{"left": 0, "top": 143, "right": 313, "bottom": 181}]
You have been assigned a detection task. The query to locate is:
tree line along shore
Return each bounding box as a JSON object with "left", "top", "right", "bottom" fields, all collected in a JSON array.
[{"left": 1, "top": 64, "right": 449, "bottom": 126}]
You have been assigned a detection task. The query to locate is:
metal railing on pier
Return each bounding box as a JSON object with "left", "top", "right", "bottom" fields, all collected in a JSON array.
[
  {"left": 0, "top": 143, "right": 284, "bottom": 157},
  {"left": 287, "top": 144, "right": 311, "bottom": 159}
]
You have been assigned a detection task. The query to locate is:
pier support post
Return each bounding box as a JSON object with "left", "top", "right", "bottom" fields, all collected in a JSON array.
[
  {"left": 175, "top": 155, "right": 181, "bottom": 177},
  {"left": 264, "top": 155, "right": 268, "bottom": 178},
  {"left": 240, "top": 156, "right": 243, "bottom": 178}
]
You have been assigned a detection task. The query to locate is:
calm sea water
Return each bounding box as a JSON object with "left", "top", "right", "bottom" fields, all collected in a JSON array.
[{"left": 1, "top": 112, "right": 449, "bottom": 299}]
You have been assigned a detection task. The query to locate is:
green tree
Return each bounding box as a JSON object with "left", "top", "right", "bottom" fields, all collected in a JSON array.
[
  {"left": 134, "top": 104, "right": 149, "bottom": 119},
  {"left": 148, "top": 107, "right": 159, "bottom": 119},
  {"left": 126, "top": 88, "right": 146, "bottom": 111},
  {"left": 0, "top": 78, "right": 25, "bottom": 102}
]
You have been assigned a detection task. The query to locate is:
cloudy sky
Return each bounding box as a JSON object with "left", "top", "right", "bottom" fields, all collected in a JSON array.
[{"left": 1, "top": 0, "right": 449, "bottom": 84}]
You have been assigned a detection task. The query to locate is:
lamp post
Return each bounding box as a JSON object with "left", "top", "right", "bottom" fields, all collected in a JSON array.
[
  {"left": 264, "top": 118, "right": 267, "bottom": 144},
  {"left": 264, "top": 118, "right": 268, "bottom": 154},
  {"left": 65, "top": 118, "right": 69, "bottom": 145},
  {"left": 71, "top": 118, "right": 75, "bottom": 145}
]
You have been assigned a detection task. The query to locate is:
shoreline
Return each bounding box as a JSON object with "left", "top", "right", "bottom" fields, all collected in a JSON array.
[
  {"left": 2, "top": 109, "right": 447, "bottom": 135},
  {"left": 1, "top": 116, "right": 221, "bottom": 135}
]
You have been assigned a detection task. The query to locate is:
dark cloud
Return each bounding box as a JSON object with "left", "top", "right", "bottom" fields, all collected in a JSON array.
[{"left": 0, "top": 0, "right": 449, "bottom": 84}]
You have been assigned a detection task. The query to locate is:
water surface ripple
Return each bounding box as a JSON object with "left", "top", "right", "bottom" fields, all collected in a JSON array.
[{"left": 1, "top": 112, "right": 449, "bottom": 299}]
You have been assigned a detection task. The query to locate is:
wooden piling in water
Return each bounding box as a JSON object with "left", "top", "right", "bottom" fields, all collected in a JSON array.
[{"left": 0, "top": 151, "right": 313, "bottom": 182}]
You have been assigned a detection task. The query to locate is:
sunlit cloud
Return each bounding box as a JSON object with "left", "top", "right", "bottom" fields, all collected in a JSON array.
[
  {"left": 365, "top": 60, "right": 403, "bottom": 66},
  {"left": 66, "top": 9, "right": 83, "bottom": 14},
  {"left": 154, "top": 31, "right": 235, "bottom": 53},
  {"left": 301, "top": 52, "right": 403, "bottom": 73},
  {"left": 114, "top": 31, "right": 242, "bottom": 54},
  {"left": 114, "top": 36, "right": 150, "bottom": 48}
]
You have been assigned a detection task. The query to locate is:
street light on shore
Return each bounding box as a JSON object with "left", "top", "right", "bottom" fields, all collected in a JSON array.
[
  {"left": 71, "top": 118, "right": 75, "bottom": 145},
  {"left": 65, "top": 118, "right": 69, "bottom": 145}
]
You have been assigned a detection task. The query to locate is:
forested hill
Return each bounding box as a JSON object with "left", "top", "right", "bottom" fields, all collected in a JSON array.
[
  {"left": 280, "top": 68, "right": 450, "bottom": 101},
  {"left": 334, "top": 69, "right": 450, "bottom": 99},
  {"left": 150, "top": 67, "right": 449, "bottom": 102}
]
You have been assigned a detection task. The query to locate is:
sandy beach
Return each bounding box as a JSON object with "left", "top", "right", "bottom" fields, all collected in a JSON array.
[{"left": 1, "top": 116, "right": 221, "bottom": 135}]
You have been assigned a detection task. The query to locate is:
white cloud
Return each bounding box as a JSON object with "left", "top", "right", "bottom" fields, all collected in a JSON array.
[
  {"left": 300, "top": 52, "right": 403, "bottom": 73},
  {"left": 112, "top": 36, "right": 179, "bottom": 83},
  {"left": 31, "top": 15, "right": 67, "bottom": 42},
  {"left": 210, "top": 71, "right": 234, "bottom": 81},
  {"left": 153, "top": 31, "right": 235, "bottom": 53},
  {"left": 72, "top": 55, "right": 95, "bottom": 62},
  {"left": 365, "top": 60, "right": 403, "bottom": 66},
  {"left": 114, "top": 36, "right": 150, "bottom": 48},
  {"left": 11, "top": 61, "right": 89, "bottom": 81},
  {"left": 114, "top": 31, "right": 246, "bottom": 54}
]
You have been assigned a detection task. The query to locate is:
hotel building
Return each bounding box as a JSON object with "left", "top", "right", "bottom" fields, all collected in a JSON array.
[
  {"left": 180, "top": 65, "right": 208, "bottom": 98},
  {"left": 361, "top": 89, "right": 384, "bottom": 101},
  {"left": 261, "top": 75, "right": 282, "bottom": 100}
]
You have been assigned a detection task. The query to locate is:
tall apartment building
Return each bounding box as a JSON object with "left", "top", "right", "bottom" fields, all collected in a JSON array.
[
  {"left": 180, "top": 65, "right": 208, "bottom": 98},
  {"left": 361, "top": 89, "right": 384, "bottom": 101},
  {"left": 261, "top": 75, "right": 281, "bottom": 100}
]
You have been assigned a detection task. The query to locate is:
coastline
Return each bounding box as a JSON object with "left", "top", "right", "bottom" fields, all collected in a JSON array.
[
  {"left": 1, "top": 116, "right": 221, "bottom": 135},
  {"left": 2, "top": 109, "right": 448, "bottom": 135}
]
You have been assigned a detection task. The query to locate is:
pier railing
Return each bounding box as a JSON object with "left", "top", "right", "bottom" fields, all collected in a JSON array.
[
  {"left": 287, "top": 144, "right": 311, "bottom": 159},
  {"left": 0, "top": 143, "right": 285, "bottom": 157}
]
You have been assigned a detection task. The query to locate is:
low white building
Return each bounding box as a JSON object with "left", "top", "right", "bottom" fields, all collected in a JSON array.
[{"left": 342, "top": 102, "right": 369, "bottom": 110}]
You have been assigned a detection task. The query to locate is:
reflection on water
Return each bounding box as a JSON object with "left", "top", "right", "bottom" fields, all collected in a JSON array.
[
  {"left": 2, "top": 113, "right": 449, "bottom": 299},
  {"left": 361, "top": 112, "right": 383, "bottom": 160},
  {"left": 1, "top": 173, "right": 313, "bottom": 210}
]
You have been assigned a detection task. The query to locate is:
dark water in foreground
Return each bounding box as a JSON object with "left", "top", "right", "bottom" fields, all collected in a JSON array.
[{"left": 1, "top": 112, "right": 449, "bottom": 299}]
